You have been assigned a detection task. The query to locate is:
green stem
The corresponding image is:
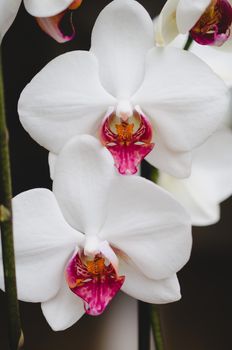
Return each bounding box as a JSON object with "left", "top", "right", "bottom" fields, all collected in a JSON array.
[
  {"left": 0, "top": 52, "right": 23, "bottom": 350},
  {"left": 140, "top": 161, "right": 164, "bottom": 350},
  {"left": 183, "top": 35, "right": 193, "bottom": 51},
  {"left": 151, "top": 305, "right": 165, "bottom": 350}
]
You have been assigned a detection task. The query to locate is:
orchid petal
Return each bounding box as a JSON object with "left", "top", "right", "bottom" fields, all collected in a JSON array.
[
  {"left": 170, "top": 34, "right": 232, "bottom": 86},
  {"left": 24, "top": 0, "right": 74, "bottom": 17},
  {"left": 48, "top": 152, "right": 57, "bottom": 180},
  {"left": 18, "top": 51, "right": 115, "bottom": 154},
  {"left": 120, "top": 260, "right": 181, "bottom": 304},
  {"left": 156, "top": 0, "right": 180, "bottom": 46},
  {"left": 99, "top": 176, "right": 192, "bottom": 280},
  {"left": 0, "top": 189, "right": 81, "bottom": 302},
  {"left": 53, "top": 135, "right": 116, "bottom": 235},
  {"left": 41, "top": 277, "right": 85, "bottom": 331},
  {"left": 132, "top": 47, "right": 229, "bottom": 177},
  {"left": 159, "top": 128, "right": 232, "bottom": 225},
  {"left": 191, "top": 128, "right": 232, "bottom": 203},
  {"left": 91, "top": 0, "right": 153, "bottom": 99},
  {"left": 36, "top": 11, "right": 75, "bottom": 43},
  {"left": 0, "top": 0, "right": 21, "bottom": 43},
  {"left": 176, "top": 0, "right": 211, "bottom": 33},
  {"left": 158, "top": 172, "right": 220, "bottom": 226},
  {"left": 145, "top": 132, "right": 192, "bottom": 178}
]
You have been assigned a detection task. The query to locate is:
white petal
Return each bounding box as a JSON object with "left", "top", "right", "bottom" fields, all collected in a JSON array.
[
  {"left": 91, "top": 0, "right": 153, "bottom": 99},
  {"left": 0, "top": 189, "right": 81, "bottom": 302},
  {"left": 0, "top": 0, "right": 21, "bottom": 42},
  {"left": 167, "top": 34, "right": 232, "bottom": 86},
  {"left": 48, "top": 152, "right": 57, "bottom": 180},
  {"left": 53, "top": 135, "right": 117, "bottom": 236},
  {"left": 158, "top": 128, "right": 232, "bottom": 226},
  {"left": 99, "top": 176, "right": 192, "bottom": 280},
  {"left": 120, "top": 259, "right": 181, "bottom": 304},
  {"left": 158, "top": 172, "right": 220, "bottom": 226},
  {"left": 191, "top": 128, "right": 232, "bottom": 203},
  {"left": 24, "top": 0, "right": 73, "bottom": 17},
  {"left": 132, "top": 47, "right": 229, "bottom": 177},
  {"left": 189, "top": 42, "right": 232, "bottom": 87},
  {"left": 41, "top": 277, "right": 85, "bottom": 331},
  {"left": 18, "top": 51, "right": 115, "bottom": 154},
  {"left": 146, "top": 133, "right": 192, "bottom": 178},
  {"left": 176, "top": 0, "right": 211, "bottom": 33},
  {"left": 155, "top": 0, "right": 180, "bottom": 46}
]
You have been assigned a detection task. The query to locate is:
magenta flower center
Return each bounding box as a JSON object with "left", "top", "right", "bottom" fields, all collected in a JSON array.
[
  {"left": 65, "top": 251, "right": 125, "bottom": 316},
  {"left": 190, "top": 0, "right": 232, "bottom": 46},
  {"left": 100, "top": 108, "right": 154, "bottom": 175}
]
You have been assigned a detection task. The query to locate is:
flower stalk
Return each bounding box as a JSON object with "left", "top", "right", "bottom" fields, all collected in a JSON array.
[
  {"left": 151, "top": 305, "right": 165, "bottom": 350},
  {"left": 0, "top": 53, "right": 23, "bottom": 350},
  {"left": 184, "top": 35, "right": 193, "bottom": 50}
]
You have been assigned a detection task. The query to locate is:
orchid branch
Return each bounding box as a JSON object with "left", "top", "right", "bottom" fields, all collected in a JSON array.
[{"left": 0, "top": 53, "right": 23, "bottom": 350}]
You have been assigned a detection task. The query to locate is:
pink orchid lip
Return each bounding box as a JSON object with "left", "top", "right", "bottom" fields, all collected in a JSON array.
[
  {"left": 36, "top": 0, "right": 83, "bottom": 43},
  {"left": 65, "top": 249, "right": 125, "bottom": 316},
  {"left": 190, "top": 0, "right": 232, "bottom": 46},
  {"left": 100, "top": 107, "right": 154, "bottom": 175}
]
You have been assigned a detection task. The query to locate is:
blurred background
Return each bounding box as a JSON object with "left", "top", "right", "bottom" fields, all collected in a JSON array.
[{"left": 0, "top": 1, "right": 232, "bottom": 349}]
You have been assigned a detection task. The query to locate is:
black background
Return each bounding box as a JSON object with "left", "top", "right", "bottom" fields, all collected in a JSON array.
[{"left": 0, "top": 1, "right": 232, "bottom": 349}]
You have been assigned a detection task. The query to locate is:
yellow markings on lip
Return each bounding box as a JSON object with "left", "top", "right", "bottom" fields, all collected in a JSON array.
[
  {"left": 86, "top": 257, "right": 105, "bottom": 276},
  {"left": 116, "top": 122, "right": 134, "bottom": 144}
]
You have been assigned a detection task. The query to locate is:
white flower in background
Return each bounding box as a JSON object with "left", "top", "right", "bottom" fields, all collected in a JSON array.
[
  {"left": 18, "top": 0, "right": 229, "bottom": 177},
  {"left": 156, "top": 0, "right": 232, "bottom": 48},
  {"left": 153, "top": 26, "right": 232, "bottom": 226},
  {"left": 0, "top": 0, "right": 83, "bottom": 44},
  {"left": 0, "top": 136, "right": 192, "bottom": 330}
]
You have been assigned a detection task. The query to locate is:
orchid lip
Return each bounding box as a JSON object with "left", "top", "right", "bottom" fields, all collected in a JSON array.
[
  {"left": 100, "top": 105, "right": 154, "bottom": 175},
  {"left": 65, "top": 243, "right": 125, "bottom": 316},
  {"left": 190, "top": 0, "right": 232, "bottom": 46}
]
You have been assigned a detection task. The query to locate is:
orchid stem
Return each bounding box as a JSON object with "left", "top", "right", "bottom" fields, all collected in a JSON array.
[
  {"left": 0, "top": 52, "right": 24, "bottom": 350},
  {"left": 139, "top": 161, "right": 163, "bottom": 350},
  {"left": 151, "top": 305, "right": 164, "bottom": 350},
  {"left": 184, "top": 35, "right": 193, "bottom": 51}
]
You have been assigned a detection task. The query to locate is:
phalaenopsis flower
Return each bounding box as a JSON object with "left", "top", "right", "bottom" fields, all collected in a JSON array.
[
  {"left": 18, "top": 0, "right": 229, "bottom": 177},
  {"left": 153, "top": 30, "right": 232, "bottom": 225},
  {"left": 0, "top": 136, "right": 192, "bottom": 330},
  {"left": 156, "top": 0, "right": 232, "bottom": 47}
]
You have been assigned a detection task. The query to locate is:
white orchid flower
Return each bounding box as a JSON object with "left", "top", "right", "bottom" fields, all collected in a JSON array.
[
  {"left": 18, "top": 0, "right": 229, "bottom": 178},
  {"left": 158, "top": 128, "right": 232, "bottom": 226},
  {"left": 0, "top": 135, "right": 192, "bottom": 330},
  {"left": 0, "top": 0, "right": 83, "bottom": 44},
  {"left": 153, "top": 25, "right": 232, "bottom": 226},
  {"left": 156, "top": 0, "right": 232, "bottom": 47}
]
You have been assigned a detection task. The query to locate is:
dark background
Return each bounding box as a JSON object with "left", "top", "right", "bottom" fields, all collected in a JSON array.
[{"left": 1, "top": 1, "right": 232, "bottom": 349}]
